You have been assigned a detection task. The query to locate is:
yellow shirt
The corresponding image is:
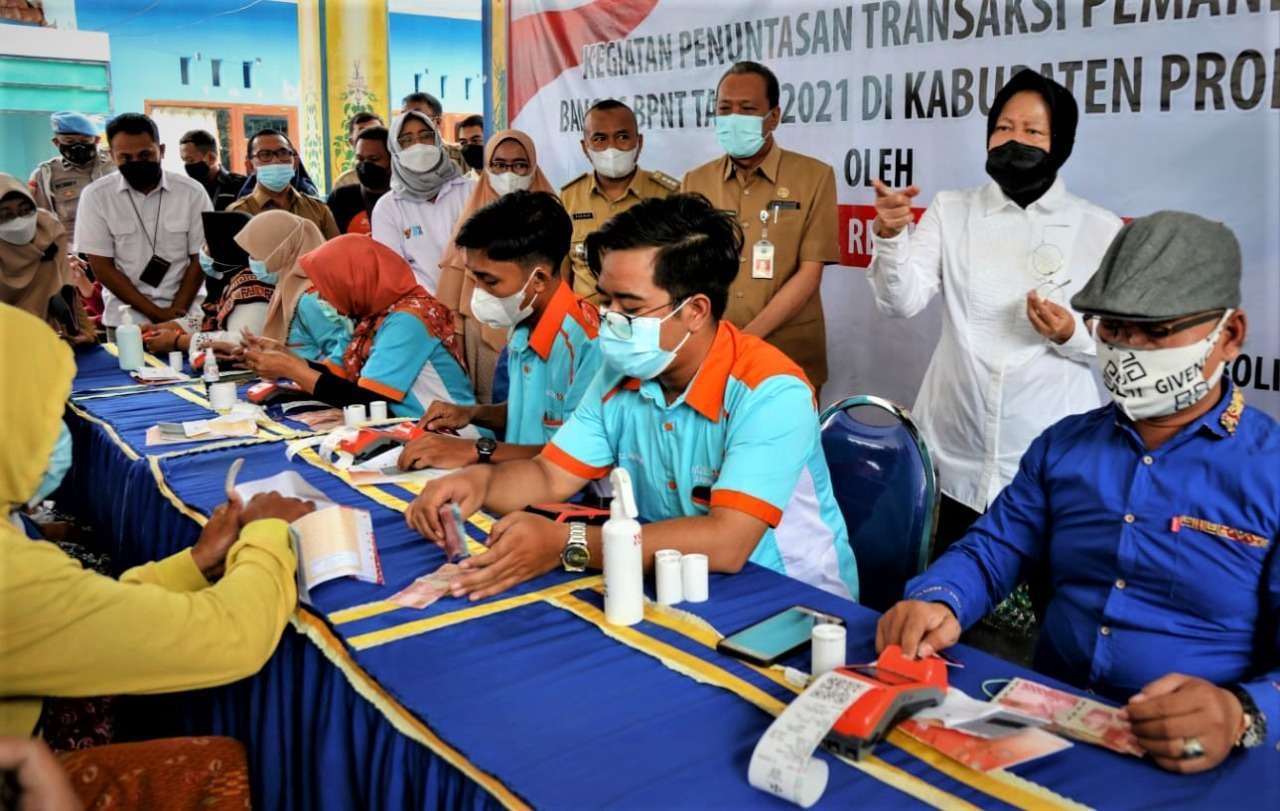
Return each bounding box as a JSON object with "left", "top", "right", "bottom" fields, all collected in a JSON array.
[
  {"left": 228, "top": 184, "right": 341, "bottom": 240},
  {"left": 0, "top": 518, "right": 297, "bottom": 737},
  {"left": 560, "top": 167, "right": 679, "bottom": 297},
  {"left": 680, "top": 145, "right": 839, "bottom": 387}
]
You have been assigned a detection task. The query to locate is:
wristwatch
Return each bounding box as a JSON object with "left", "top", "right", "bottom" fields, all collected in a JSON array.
[
  {"left": 475, "top": 436, "right": 497, "bottom": 464},
  {"left": 561, "top": 522, "right": 589, "bottom": 572},
  {"left": 1229, "top": 685, "right": 1266, "bottom": 749}
]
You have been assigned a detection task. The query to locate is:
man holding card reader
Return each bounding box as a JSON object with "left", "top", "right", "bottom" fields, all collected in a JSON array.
[{"left": 76, "top": 113, "right": 211, "bottom": 333}]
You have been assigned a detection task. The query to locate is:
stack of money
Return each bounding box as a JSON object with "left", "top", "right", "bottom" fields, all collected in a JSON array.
[{"left": 993, "top": 678, "right": 1143, "bottom": 756}]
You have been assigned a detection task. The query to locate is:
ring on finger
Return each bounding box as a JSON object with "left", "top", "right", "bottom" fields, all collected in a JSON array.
[{"left": 1180, "top": 737, "right": 1205, "bottom": 759}]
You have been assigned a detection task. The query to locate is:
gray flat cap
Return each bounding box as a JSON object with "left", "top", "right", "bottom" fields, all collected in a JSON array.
[{"left": 1071, "top": 211, "right": 1241, "bottom": 322}]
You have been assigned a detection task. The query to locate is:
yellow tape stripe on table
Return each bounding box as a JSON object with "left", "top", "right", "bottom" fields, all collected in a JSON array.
[
  {"left": 291, "top": 610, "right": 531, "bottom": 811},
  {"left": 558, "top": 591, "right": 1091, "bottom": 811},
  {"left": 546, "top": 593, "right": 975, "bottom": 811},
  {"left": 340, "top": 576, "right": 604, "bottom": 649},
  {"left": 67, "top": 401, "right": 142, "bottom": 462}
]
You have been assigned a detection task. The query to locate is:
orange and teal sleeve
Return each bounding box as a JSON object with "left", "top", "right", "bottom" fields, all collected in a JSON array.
[
  {"left": 711, "top": 376, "right": 816, "bottom": 526},
  {"left": 542, "top": 369, "right": 615, "bottom": 480},
  {"left": 356, "top": 311, "right": 435, "bottom": 403}
]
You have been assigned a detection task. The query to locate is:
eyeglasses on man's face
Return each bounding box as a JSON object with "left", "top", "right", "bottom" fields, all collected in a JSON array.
[
  {"left": 251, "top": 148, "right": 295, "bottom": 164},
  {"left": 598, "top": 299, "right": 683, "bottom": 340},
  {"left": 1087, "top": 310, "right": 1226, "bottom": 347}
]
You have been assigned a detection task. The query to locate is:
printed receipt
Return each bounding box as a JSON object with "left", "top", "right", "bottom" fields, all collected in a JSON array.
[{"left": 747, "top": 671, "right": 871, "bottom": 808}]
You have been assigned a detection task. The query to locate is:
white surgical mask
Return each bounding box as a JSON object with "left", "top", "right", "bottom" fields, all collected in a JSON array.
[
  {"left": 469, "top": 271, "right": 537, "bottom": 330},
  {"left": 588, "top": 147, "right": 638, "bottom": 180},
  {"left": 398, "top": 143, "right": 444, "bottom": 174},
  {"left": 488, "top": 170, "right": 533, "bottom": 196},
  {"left": 597, "top": 300, "right": 691, "bottom": 380},
  {"left": 1097, "top": 310, "right": 1232, "bottom": 420},
  {"left": 0, "top": 213, "right": 38, "bottom": 245}
]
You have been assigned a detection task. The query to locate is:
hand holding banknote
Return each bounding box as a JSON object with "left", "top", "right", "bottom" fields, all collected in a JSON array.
[{"left": 1124, "top": 673, "right": 1245, "bottom": 774}]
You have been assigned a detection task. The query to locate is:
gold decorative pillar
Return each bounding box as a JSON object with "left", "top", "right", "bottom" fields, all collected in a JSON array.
[{"left": 297, "top": 0, "right": 390, "bottom": 193}]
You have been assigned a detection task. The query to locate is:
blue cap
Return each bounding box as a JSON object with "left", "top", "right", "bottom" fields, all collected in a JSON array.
[{"left": 51, "top": 111, "right": 97, "bottom": 136}]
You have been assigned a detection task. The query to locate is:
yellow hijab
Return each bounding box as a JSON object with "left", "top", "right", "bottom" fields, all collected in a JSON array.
[{"left": 0, "top": 303, "right": 72, "bottom": 515}]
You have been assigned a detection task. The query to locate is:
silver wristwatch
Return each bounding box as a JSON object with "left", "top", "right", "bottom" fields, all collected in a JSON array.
[
  {"left": 561, "top": 522, "right": 589, "bottom": 572},
  {"left": 1229, "top": 686, "right": 1266, "bottom": 749}
]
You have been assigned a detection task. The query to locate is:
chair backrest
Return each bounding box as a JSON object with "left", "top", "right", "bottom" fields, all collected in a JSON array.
[{"left": 819, "top": 395, "right": 938, "bottom": 612}]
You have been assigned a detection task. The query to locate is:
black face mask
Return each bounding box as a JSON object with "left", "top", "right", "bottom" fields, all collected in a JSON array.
[
  {"left": 356, "top": 161, "right": 391, "bottom": 190},
  {"left": 118, "top": 160, "right": 163, "bottom": 192},
  {"left": 184, "top": 161, "right": 211, "bottom": 183},
  {"left": 985, "top": 141, "right": 1055, "bottom": 208},
  {"left": 59, "top": 142, "right": 97, "bottom": 166},
  {"left": 461, "top": 143, "right": 485, "bottom": 172}
]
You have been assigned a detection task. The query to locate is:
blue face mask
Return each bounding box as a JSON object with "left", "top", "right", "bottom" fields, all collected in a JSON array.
[
  {"left": 256, "top": 163, "right": 294, "bottom": 193},
  {"left": 597, "top": 300, "right": 691, "bottom": 380},
  {"left": 30, "top": 422, "right": 72, "bottom": 507},
  {"left": 248, "top": 258, "right": 278, "bottom": 285},
  {"left": 198, "top": 249, "right": 224, "bottom": 280},
  {"left": 715, "top": 113, "right": 768, "bottom": 159}
]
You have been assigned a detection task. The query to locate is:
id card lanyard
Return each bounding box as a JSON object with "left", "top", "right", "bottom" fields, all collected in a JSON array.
[
  {"left": 126, "top": 187, "right": 165, "bottom": 258},
  {"left": 752, "top": 207, "right": 775, "bottom": 280}
]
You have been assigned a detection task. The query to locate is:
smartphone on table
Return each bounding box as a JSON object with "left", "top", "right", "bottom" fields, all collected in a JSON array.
[{"left": 716, "top": 605, "right": 846, "bottom": 666}]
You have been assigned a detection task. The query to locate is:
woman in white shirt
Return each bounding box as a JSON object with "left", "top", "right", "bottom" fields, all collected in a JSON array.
[
  {"left": 867, "top": 69, "right": 1123, "bottom": 555},
  {"left": 372, "top": 111, "right": 474, "bottom": 294}
]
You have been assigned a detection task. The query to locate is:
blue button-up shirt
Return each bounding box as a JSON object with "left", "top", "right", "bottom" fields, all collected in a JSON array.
[{"left": 907, "top": 381, "right": 1280, "bottom": 750}]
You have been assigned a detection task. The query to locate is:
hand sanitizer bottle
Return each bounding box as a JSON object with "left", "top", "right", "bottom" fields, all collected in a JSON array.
[
  {"left": 115, "top": 307, "right": 144, "bottom": 371},
  {"left": 603, "top": 467, "right": 644, "bottom": 626}
]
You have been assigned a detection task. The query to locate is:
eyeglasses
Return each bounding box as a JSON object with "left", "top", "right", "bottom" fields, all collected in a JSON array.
[
  {"left": 489, "top": 159, "right": 531, "bottom": 175},
  {"left": 0, "top": 204, "right": 35, "bottom": 224},
  {"left": 397, "top": 131, "right": 436, "bottom": 149},
  {"left": 1086, "top": 310, "right": 1226, "bottom": 346},
  {"left": 251, "top": 148, "right": 295, "bottom": 163},
  {"left": 599, "top": 299, "right": 683, "bottom": 340}
]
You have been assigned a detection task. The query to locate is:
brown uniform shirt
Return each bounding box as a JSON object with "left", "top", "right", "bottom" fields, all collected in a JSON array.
[
  {"left": 680, "top": 144, "right": 839, "bottom": 387},
  {"left": 560, "top": 167, "right": 679, "bottom": 297},
  {"left": 27, "top": 152, "right": 117, "bottom": 238},
  {"left": 227, "top": 184, "right": 340, "bottom": 240}
]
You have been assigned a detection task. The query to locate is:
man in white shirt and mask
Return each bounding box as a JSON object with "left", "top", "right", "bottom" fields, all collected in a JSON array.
[
  {"left": 372, "top": 111, "right": 475, "bottom": 295},
  {"left": 866, "top": 69, "right": 1123, "bottom": 561}
]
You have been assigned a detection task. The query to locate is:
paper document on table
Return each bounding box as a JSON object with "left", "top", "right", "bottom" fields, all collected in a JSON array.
[
  {"left": 345, "top": 445, "right": 451, "bottom": 487},
  {"left": 993, "top": 678, "right": 1143, "bottom": 756},
  {"left": 146, "top": 415, "right": 258, "bottom": 446},
  {"left": 234, "top": 471, "right": 334, "bottom": 509},
  {"left": 132, "top": 366, "right": 189, "bottom": 384},
  {"left": 897, "top": 718, "right": 1072, "bottom": 772},
  {"left": 747, "top": 670, "right": 873, "bottom": 808},
  {"left": 915, "top": 687, "right": 1047, "bottom": 738}
]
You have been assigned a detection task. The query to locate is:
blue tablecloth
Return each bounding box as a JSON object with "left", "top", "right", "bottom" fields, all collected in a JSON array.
[{"left": 62, "top": 347, "right": 1273, "bottom": 810}]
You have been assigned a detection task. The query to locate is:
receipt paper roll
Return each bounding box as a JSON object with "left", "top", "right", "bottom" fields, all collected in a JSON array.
[{"left": 747, "top": 670, "right": 872, "bottom": 808}]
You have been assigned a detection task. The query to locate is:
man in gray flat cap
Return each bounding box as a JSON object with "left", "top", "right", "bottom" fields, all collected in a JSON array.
[{"left": 878, "top": 211, "right": 1278, "bottom": 774}]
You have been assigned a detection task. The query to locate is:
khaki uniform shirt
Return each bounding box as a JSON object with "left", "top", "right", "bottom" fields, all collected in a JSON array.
[
  {"left": 228, "top": 184, "right": 340, "bottom": 240},
  {"left": 28, "top": 152, "right": 117, "bottom": 238},
  {"left": 680, "top": 145, "right": 839, "bottom": 387},
  {"left": 560, "top": 167, "right": 679, "bottom": 296}
]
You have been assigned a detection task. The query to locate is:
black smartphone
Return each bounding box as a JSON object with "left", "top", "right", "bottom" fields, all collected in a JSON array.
[{"left": 716, "top": 605, "right": 846, "bottom": 666}]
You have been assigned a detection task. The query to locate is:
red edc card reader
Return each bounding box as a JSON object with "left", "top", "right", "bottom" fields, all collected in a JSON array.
[{"left": 823, "top": 645, "right": 948, "bottom": 760}]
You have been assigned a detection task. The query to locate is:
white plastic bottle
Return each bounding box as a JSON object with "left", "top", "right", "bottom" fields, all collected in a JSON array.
[
  {"left": 115, "top": 307, "right": 144, "bottom": 371},
  {"left": 603, "top": 467, "right": 644, "bottom": 626},
  {"left": 202, "top": 347, "right": 221, "bottom": 383}
]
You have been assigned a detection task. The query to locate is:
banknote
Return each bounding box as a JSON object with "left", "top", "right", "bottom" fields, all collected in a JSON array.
[
  {"left": 993, "top": 678, "right": 1143, "bottom": 757},
  {"left": 897, "top": 719, "right": 1072, "bottom": 772},
  {"left": 389, "top": 563, "right": 462, "bottom": 609}
]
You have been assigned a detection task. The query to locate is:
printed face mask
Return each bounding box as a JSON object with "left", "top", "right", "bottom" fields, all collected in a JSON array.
[{"left": 1097, "top": 311, "right": 1232, "bottom": 420}]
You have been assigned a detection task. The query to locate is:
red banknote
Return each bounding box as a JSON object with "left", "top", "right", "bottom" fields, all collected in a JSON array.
[{"left": 993, "top": 678, "right": 1143, "bottom": 757}]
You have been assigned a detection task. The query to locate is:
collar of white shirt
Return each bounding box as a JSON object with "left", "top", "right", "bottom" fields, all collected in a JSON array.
[
  {"left": 113, "top": 166, "right": 172, "bottom": 197},
  {"left": 980, "top": 176, "right": 1067, "bottom": 217}
]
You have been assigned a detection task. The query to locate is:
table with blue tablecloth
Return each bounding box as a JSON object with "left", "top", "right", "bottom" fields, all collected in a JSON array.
[{"left": 62, "top": 346, "right": 1273, "bottom": 810}]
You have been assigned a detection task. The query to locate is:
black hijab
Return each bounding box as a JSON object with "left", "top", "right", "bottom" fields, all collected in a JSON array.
[{"left": 985, "top": 69, "right": 1079, "bottom": 207}]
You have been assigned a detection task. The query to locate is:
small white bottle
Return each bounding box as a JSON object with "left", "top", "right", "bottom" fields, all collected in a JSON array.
[
  {"left": 115, "top": 307, "right": 144, "bottom": 371},
  {"left": 202, "top": 347, "right": 220, "bottom": 383},
  {"left": 603, "top": 468, "right": 644, "bottom": 626}
]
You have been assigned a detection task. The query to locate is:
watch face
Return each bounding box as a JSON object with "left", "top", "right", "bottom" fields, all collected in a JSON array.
[
  {"left": 476, "top": 437, "right": 497, "bottom": 454},
  {"left": 563, "top": 544, "right": 590, "bottom": 569}
]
